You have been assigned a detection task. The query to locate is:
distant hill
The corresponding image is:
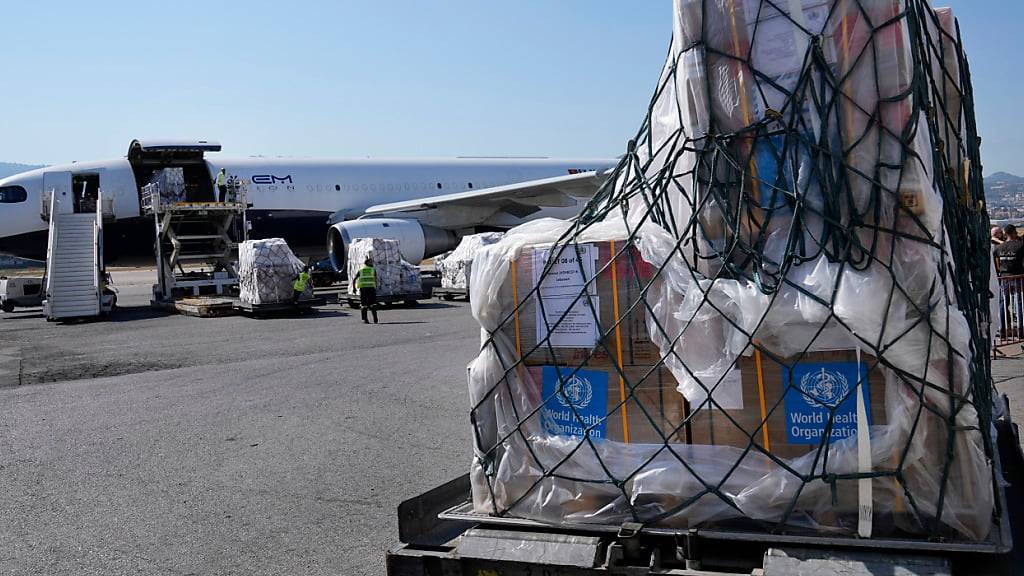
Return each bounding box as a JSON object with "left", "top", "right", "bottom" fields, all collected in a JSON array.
[
  {"left": 986, "top": 171, "right": 1024, "bottom": 185},
  {"left": 0, "top": 162, "right": 45, "bottom": 179}
]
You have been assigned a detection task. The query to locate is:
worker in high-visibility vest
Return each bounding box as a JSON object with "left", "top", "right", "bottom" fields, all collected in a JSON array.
[
  {"left": 355, "top": 257, "right": 379, "bottom": 324},
  {"left": 292, "top": 267, "right": 311, "bottom": 303},
  {"left": 215, "top": 168, "right": 227, "bottom": 202}
]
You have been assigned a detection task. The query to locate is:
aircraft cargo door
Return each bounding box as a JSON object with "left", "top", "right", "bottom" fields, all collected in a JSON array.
[{"left": 42, "top": 171, "right": 73, "bottom": 216}]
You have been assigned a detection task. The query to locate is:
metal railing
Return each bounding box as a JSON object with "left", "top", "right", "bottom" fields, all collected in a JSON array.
[
  {"left": 996, "top": 273, "right": 1024, "bottom": 349},
  {"left": 42, "top": 188, "right": 57, "bottom": 300},
  {"left": 94, "top": 191, "right": 103, "bottom": 306}
]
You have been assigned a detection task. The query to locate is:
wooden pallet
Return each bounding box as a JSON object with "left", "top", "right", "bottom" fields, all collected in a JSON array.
[{"left": 158, "top": 297, "right": 238, "bottom": 318}]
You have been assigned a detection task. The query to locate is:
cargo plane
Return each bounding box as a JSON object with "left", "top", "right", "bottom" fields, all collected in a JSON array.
[{"left": 0, "top": 139, "right": 616, "bottom": 269}]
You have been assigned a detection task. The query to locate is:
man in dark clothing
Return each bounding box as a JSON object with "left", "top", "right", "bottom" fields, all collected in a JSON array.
[
  {"left": 994, "top": 225, "right": 1023, "bottom": 276},
  {"left": 215, "top": 168, "right": 228, "bottom": 202},
  {"left": 995, "top": 225, "right": 1024, "bottom": 339}
]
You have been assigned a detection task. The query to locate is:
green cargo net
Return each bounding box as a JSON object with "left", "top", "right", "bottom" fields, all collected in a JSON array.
[{"left": 468, "top": 0, "right": 997, "bottom": 542}]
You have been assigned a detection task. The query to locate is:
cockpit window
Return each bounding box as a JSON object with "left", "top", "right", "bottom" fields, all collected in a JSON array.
[{"left": 0, "top": 186, "right": 27, "bottom": 203}]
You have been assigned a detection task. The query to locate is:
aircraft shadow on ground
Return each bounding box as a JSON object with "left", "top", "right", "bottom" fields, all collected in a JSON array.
[
  {"left": 245, "top": 309, "right": 350, "bottom": 320},
  {"left": 108, "top": 306, "right": 174, "bottom": 322},
  {"left": 371, "top": 321, "right": 428, "bottom": 325},
  {"left": 373, "top": 302, "right": 457, "bottom": 311}
]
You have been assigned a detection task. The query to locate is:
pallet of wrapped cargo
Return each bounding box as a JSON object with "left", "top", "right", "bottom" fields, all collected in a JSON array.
[
  {"left": 238, "top": 238, "right": 311, "bottom": 305},
  {"left": 465, "top": 0, "right": 1005, "bottom": 550},
  {"left": 436, "top": 232, "right": 505, "bottom": 290},
  {"left": 345, "top": 238, "right": 428, "bottom": 307},
  {"left": 148, "top": 167, "right": 187, "bottom": 205}
]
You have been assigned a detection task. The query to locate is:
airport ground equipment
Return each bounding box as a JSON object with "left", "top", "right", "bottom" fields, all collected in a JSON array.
[
  {"left": 156, "top": 294, "right": 325, "bottom": 318},
  {"left": 42, "top": 183, "right": 115, "bottom": 320},
  {"left": 0, "top": 276, "right": 44, "bottom": 312},
  {"left": 233, "top": 296, "right": 324, "bottom": 316},
  {"left": 144, "top": 181, "right": 248, "bottom": 304},
  {"left": 430, "top": 286, "right": 468, "bottom": 301},
  {"left": 387, "top": 398, "right": 1023, "bottom": 575},
  {"left": 309, "top": 257, "right": 343, "bottom": 287}
]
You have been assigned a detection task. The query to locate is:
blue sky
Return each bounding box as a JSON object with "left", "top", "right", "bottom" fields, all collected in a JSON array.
[{"left": 2, "top": 1, "right": 1020, "bottom": 175}]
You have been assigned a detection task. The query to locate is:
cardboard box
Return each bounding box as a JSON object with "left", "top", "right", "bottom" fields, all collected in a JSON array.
[
  {"left": 528, "top": 365, "right": 689, "bottom": 444},
  {"left": 687, "top": 349, "right": 888, "bottom": 459},
  {"left": 506, "top": 241, "right": 660, "bottom": 368}
]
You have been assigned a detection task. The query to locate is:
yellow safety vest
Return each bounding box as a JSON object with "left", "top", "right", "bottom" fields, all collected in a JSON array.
[
  {"left": 356, "top": 266, "right": 376, "bottom": 289},
  {"left": 216, "top": 172, "right": 226, "bottom": 186},
  {"left": 293, "top": 271, "right": 310, "bottom": 292}
]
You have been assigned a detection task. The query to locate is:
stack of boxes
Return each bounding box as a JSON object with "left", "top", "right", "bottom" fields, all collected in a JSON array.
[
  {"left": 506, "top": 239, "right": 886, "bottom": 457},
  {"left": 147, "top": 168, "right": 187, "bottom": 205},
  {"left": 238, "top": 238, "right": 309, "bottom": 305},
  {"left": 470, "top": 0, "right": 992, "bottom": 541},
  {"left": 346, "top": 238, "right": 422, "bottom": 297},
  {"left": 436, "top": 232, "right": 505, "bottom": 290}
]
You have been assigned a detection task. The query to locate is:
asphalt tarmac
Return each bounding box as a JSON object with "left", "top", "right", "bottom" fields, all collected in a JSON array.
[
  {"left": 0, "top": 269, "right": 479, "bottom": 575},
  {"left": 0, "top": 268, "right": 1021, "bottom": 575}
]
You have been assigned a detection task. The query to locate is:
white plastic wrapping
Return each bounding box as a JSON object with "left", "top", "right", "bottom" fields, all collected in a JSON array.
[
  {"left": 238, "top": 238, "right": 308, "bottom": 305},
  {"left": 144, "top": 167, "right": 186, "bottom": 204},
  {"left": 466, "top": 0, "right": 995, "bottom": 542},
  {"left": 436, "top": 232, "right": 505, "bottom": 289},
  {"left": 346, "top": 238, "right": 422, "bottom": 297}
]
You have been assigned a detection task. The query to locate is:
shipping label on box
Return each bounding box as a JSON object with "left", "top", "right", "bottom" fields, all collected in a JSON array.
[
  {"left": 532, "top": 244, "right": 599, "bottom": 298},
  {"left": 507, "top": 241, "right": 659, "bottom": 368},
  {"left": 532, "top": 244, "right": 601, "bottom": 348}
]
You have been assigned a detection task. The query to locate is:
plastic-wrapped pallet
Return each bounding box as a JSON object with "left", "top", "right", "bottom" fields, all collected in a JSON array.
[
  {"left": 467, "top": 0, "right": 997, "bottom": 544},
  {"left": 346, "top": 238, "right": 422, "bottom": 297},
  {"left": 238, "top": 238, "right": 309, "bottom": 304},
  {"left": 436, "top": 232, "right": 505, "bottom": 289},
  {"left": 399, "top": 261, "right": 422, "bottom": 295},
  {"left": 148, "top": 167, "right": 187, "bottom": 204}
]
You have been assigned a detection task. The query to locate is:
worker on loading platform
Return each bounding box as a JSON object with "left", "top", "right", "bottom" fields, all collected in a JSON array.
[
  {"left": 215, "top": 168, "right": 227, "bottom": 202},
  {"left": 355, "top": 257, "right": 379, "bottom": 324},
  {"left": 292, "top": 266, "right": 311, "bottom": 304}
]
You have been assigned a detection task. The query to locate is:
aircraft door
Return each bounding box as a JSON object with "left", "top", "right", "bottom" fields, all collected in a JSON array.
[
  {"left": 42, "top": 171, "right": 73, "bottom": 217},
  {"left": 71, "top": 174, "right": 100, "bottom": 214}
]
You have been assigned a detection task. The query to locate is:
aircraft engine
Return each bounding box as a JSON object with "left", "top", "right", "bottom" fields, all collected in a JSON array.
[{"left": 327, "top": 219, "right": 458, "bottom": 273}]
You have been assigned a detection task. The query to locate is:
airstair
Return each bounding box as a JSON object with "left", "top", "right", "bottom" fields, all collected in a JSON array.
[{"left": 42, "top": 181, "right": 112, "bottom": 321}]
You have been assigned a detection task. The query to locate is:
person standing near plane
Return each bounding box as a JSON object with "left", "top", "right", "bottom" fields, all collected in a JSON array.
[
  {"left": 292, "top": 266, "right": 311, "bottom": 304},
  {"left": 215, "top": 168, "right": 228, "bottom": 202},
  {"left": 355, "top": 257, "right": 379, "bottom": 324}
]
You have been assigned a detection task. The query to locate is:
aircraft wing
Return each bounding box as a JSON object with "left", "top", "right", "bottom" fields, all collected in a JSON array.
[{"left": 362, "top": 170, "right": 608, "bottom": 229}]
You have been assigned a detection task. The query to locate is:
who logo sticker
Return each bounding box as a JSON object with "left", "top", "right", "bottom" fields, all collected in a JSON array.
[
  {"left": 540, "top": 366, "right": 609, "bottom": 439},
  {"left": 782, "top": 361, "right": 872, "bottom": 445}
]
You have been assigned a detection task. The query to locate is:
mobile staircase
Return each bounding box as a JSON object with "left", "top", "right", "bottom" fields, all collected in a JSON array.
[{"left": 42, "top": 185, "right": 114, "bottom": 321}]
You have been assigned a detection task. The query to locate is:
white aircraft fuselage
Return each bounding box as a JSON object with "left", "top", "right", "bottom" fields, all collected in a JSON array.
[{"left": 0, "top": 151, "right": 615, "bottom": 260}]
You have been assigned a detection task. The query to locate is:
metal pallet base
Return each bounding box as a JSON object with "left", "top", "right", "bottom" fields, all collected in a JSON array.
[
  {"left": 440, "top": 497, "right": 1010, "bottom": 556},
  {"left": 233, "top": 297, "right": 324, "bottom": 314},
  {"left": 432, "top": 287, "right": 469, "bottom": 301}
]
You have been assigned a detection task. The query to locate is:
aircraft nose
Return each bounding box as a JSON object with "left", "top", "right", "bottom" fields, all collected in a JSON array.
[{"left": 0, "top": 178, "right": 49, "bottom": 259}]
